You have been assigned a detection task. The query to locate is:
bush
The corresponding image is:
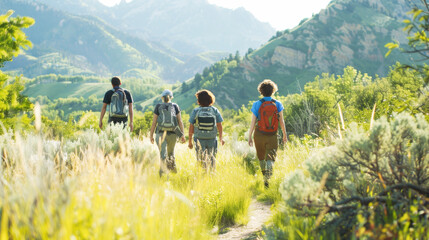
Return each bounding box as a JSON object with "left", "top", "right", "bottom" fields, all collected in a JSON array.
[{"left": 275, "top": 112, "right": 429, "bottom": 238}]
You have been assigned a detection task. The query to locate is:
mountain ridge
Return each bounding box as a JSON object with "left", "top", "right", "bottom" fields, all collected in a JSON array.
[
  {"left": 35, "top": 0, "right": 275, "bottom": 54},
  {"left": 1, "top": 0, "right": 233, "bottom": 82},
  {"left": 159, "top": 0, "right": 416, "bottom": 110}
]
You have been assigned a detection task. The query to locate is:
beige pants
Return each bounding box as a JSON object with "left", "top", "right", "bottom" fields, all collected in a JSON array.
[{"left": 156, "top": 132, "right": 178, "bottom": 173}]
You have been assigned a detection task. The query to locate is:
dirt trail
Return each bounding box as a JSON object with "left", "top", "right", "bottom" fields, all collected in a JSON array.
[{"left": 218, "top": 200, "right": 272, "bottom": 240}]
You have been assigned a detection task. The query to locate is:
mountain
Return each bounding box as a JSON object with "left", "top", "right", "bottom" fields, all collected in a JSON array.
[
  {"left": 1, "top": 0, "right": 183, "bottom": 80},
  {"left": 35, "top": 0, "right": 275, "bottom": 55},
  {"left": 2, "top": 0, "right": 272, "bottom": 82},
  {"left": 165, "top": 0, "right": 416, "bottom": 110}
]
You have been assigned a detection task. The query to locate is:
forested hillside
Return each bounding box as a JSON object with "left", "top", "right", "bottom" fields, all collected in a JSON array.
[
  {"left": 173, "top": 0, "right": 416, "bottom": 109},
  {"left": 1, "top": 0, "right": 233, "bottom": 82},
  {"left": 0, "top": 0, "right": 176, "bottom": 79}
]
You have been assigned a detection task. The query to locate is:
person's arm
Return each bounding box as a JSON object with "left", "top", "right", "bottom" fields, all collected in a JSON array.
[
  {"left": 99, "top": 103, "right": 108, "bottom": 129},
  {"left": 176, "top": 112, "right": 186, "bottom": 143},
  {"left": 128, "top": 102, "right": 134, "bottom": 132},
  {"left": 217, "top": 122, "right": 225, "bottom": 146},
  {"left": 248, "top": 113, "right": 257, "bottom": 147},
  {"left": 188, "top": 124, "right": 194, "bottom": 149},
  {"left": 279, "top": 111, "right": 287, "bottom": 144},
  {"left": 149, "top": 114, "right": 158, "bottom": 144}
]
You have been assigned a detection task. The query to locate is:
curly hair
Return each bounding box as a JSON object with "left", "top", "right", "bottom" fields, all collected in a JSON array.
[
  {"left": 258, "top": 79, "right": 278, "bottom": 97},
  {"left": 195, "top": 90, "right": 216, "bottom": 107}
]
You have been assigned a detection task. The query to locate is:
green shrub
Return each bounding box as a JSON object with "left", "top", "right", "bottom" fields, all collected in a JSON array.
[{"left": 274, "top": 112, "right": 429, "bottom": 238}]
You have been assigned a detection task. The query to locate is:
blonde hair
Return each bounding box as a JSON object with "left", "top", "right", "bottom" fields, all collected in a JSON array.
[{"left": 162, "top": 95, "right": 172, "bottom": 103}]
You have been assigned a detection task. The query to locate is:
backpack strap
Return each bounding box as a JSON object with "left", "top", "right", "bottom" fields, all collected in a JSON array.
[
  {"left": 113, "top": 87, "right": 127, "bottom": 100},
  {"left": 260, "top": 98, "right": 276, "bottom": 103},
  {"left": 167, "top": 103, "right": 173, "bottom": 124},
  {"left": 194, "top": 108, "right": 199, "bottom": 126},
  {"left": 194, "top": 107, "right": 202, "bottom": 125}
]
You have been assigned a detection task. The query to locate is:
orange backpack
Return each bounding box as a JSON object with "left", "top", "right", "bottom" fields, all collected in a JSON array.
[{"left": 257, "top": 99, "right": 279, "bottom": 135}]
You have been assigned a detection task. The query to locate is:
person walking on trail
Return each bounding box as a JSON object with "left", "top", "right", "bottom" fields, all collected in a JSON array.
[
  {"left": 150, "top": 90, "right": 186, "bottom": 175},
  {"left": 99, "top": 76, "right": 134, "bottom": 131},
  {"left": 248, "top": 79, "right": 287, "bottom": 188},
  {"left": 188, "top": 90, "right": 224, "bottom": 171}
]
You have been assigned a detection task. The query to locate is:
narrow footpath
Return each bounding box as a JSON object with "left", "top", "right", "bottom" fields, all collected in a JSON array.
[{"left": 218, "top": 200, "right": 272, "bottom": 240}]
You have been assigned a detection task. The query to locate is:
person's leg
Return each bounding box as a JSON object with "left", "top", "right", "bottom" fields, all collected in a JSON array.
[
  {"left": 254, "top": 131, "right": 267, "bottom": 162},
  {"left": 166, "top": 134, "right": 178, "bottom": 173},
  {"left": 259, "top": 159, "right": 274, "bottom": 188},
  {"left": 122, "top": 120, "right": 128, "bottom": 129},
  {"left": 194, "top": 139, "right": 204, "bottom": 168},
  {"left": 200, "top": 139, "right": 217, "bottom": 171},
  {"left": 200, "top": 140, "right": 210, "bottom": 170},
  {"left": 195, "top": 139, "right": 211, "bottom": 170},
  {"left": 156, "top": 131, "right": 168, "bottom": 176},
  {"left": 254, "top": 130, "right": 276, "bottom": 188},
  {"left": 109, "top": 119, "right": 127, "bottom": 129},
  {"left": 262, "top": 134, "right": 278, "bottom": 187},
  {"left": 207, "top": 139, "right": 217, "bottom": 171}
]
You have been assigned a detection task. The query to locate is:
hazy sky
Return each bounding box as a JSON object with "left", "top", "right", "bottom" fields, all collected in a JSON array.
[{"left": 99, "top": 0, "right": 332, "bottom": 30}]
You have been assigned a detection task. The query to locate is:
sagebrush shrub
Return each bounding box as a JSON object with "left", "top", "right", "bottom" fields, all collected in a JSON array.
[{"left": 280, "top": 112, "right": 429, "bottom": 238}]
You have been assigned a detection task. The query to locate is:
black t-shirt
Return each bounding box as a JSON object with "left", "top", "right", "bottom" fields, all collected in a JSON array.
[
  {"left": 103, "top": 88, "right": 133, "bottom": 104},
  {"left": 154, "top": 103, "right": 180, "bottom": 116}
]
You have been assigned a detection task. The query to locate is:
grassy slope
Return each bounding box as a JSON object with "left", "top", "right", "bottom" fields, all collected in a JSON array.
[{"left": 23, "top": 82, "right": 108, "bottom": 100}]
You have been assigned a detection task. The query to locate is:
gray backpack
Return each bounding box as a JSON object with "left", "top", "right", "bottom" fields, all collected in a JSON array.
[
  {"left": 109, "top": 88, "right": 128, "bottom": 118},
  {"left": 157, "top": 103, "right": 178, "bottom": 131},
  {"left": 194, "top": 107, "right": 217, "bottom": 139}
]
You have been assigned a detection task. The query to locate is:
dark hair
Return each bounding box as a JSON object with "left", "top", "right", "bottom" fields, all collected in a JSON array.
[
  {"left": 111, "top": 76, "right": 121, "bottom": 86},
  {"left": 195, "top": 90, "right": 215, "bottom": 107},
  {"left": 258, "top": 79, "right": 278, "bottom": 97}
]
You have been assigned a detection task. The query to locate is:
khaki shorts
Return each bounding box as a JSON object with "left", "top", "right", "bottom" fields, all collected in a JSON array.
[{"left": 254, "top": 130, "right": 278, "bottom": 161}]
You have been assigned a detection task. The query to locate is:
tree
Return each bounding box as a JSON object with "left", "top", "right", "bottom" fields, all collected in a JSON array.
[
  {"left": 194, "top": 72, "right": 203, "bottom": 89},
  {"left": 234, "top": 50, "right": 241, "bottom": 63},
  {"left": 0, "top": 10, "right": 35, "bottom": 133},
  {"left": 386, "top": 0, "right": 429, "bottom": 85},
  {"left": 0, "top": 10, "right": 34, "bottom": 66}
]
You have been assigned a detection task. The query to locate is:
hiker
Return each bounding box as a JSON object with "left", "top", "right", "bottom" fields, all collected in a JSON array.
[
  {"left": 150, "top": 90, "right": 186, "bottom": 175},
  {"left": 188, "top": 90, "right": 224, "bottom": 171},
  {"left": 248, "top": 79, "right": 287, "bottom": 188},
  {"left": 99, "top": 76, "right": 134, "bottom": 131}
]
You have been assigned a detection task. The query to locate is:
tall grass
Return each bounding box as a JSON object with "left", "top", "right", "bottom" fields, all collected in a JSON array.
[{"left": 0, "top": 124, "right": 262, "bottom": 238}]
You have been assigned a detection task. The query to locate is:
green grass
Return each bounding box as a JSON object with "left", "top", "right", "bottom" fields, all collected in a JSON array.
[
  {"left": 0, "top": 124, "right": 280, "bottom": 239},
  {"left": 24, "top": 82, "right": 108, "bottom": 100}
]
